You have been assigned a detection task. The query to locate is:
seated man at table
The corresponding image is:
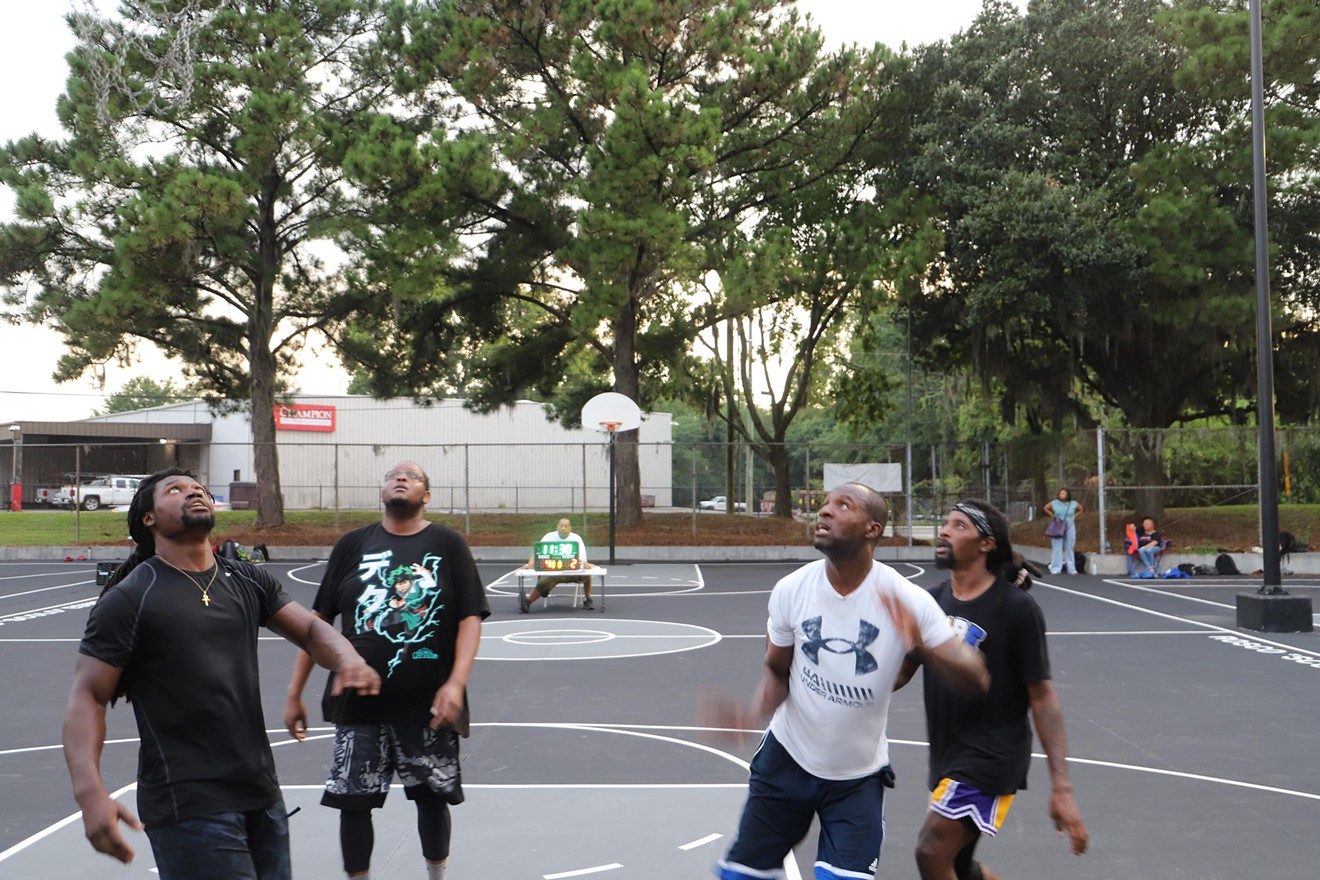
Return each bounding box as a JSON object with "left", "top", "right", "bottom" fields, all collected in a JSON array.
[{"left": 519, "top": 517, "right": 594, "bottom": 611}]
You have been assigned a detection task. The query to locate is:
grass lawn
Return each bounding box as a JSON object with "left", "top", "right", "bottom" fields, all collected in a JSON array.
[{"left": 1, "top": 504, "right": 1317, "bottom": 553}]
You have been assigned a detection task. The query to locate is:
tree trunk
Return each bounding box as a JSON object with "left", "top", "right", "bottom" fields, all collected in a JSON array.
[
  {"left": 613, "top": 305, "right": 643, "bottom": 529},
  {"left": 251, "top": 183, "right": 285, "bottom": 528},
  {"left": 1131, "top": 431, "right": 1166, "bottom": 520},
  {"left": 250, "top": 347, "right": 285, "bottom": 528},
  {"left": 770, "top": 442, "right": 793, "bottom": 518}
]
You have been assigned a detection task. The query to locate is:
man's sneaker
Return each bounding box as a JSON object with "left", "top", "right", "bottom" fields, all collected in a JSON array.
[
  {"left": 581, "top": 597, "right": 594, "bottom": 610},
  {"left": 518, "top": 592, "right": 530, "bottom": 614}
]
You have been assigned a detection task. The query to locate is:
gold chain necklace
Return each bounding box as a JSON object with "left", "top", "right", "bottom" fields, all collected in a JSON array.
[{"left": 157, "top": 555, "right": 220, "bottom": 607}]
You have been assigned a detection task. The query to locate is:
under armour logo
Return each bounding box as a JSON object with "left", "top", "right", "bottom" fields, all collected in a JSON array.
[{"left": 801, "top": 617, "right": 879, "bottom": 675}]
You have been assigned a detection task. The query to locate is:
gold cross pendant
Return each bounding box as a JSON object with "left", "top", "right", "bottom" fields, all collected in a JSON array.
[{"left": 202, "top": 593, "right": 211, "bottom": 607}]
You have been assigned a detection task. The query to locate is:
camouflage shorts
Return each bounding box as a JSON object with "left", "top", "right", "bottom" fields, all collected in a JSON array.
[{"left": 322, "top": 722, "right": 462, "bottom": 809}]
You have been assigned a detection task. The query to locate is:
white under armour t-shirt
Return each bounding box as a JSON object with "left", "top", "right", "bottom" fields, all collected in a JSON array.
[{"left": 766, "top": 558, "right": 955, "bottom": 780}]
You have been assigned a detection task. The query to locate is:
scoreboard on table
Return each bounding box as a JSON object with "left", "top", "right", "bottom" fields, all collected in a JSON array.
[{"left": 533, "top": 541, "right": 583, "bottom": 572}]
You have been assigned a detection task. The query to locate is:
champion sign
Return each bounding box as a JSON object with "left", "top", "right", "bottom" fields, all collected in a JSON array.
[{"left": 273, "top": 404, "right": 336, "bottom": 433}]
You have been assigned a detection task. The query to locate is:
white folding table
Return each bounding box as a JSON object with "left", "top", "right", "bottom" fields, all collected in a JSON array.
[{"left": 515, "top": 566, "right": 607, "bottom": 612}]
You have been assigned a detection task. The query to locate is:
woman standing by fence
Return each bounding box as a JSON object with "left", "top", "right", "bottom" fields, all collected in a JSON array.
[{"left": 1043, "top": 488, "right": 1082, "bottom": 575}]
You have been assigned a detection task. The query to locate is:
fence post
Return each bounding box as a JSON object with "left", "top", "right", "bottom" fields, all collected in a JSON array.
[
  {"left": 1096, "top": 427, "right": 1107, "bottom": 568},
  {"left": 982, "top": 440, "right": 991, "bottom": 501},
  {"left": 745, "top": 443, "right": 754, "bottom": 516},
  {"left": 74, "top": 444, "right": 82, "bottom": 545},
  {"left": 804, "top": 446, "right": 812, "bottom": 542},
  {"left": 333, "top": 443, "right": 340, "bottom": 531},
  {"left": 463, "top": 444, "right": 471, "bottom": 536},
  {"left": 906, "top": 441, "right": 913, "bottom": 546},
  {"left": 691, "top": 443, "right": 697, "bottom": 538},
  {"left": 930, "top": 445, "right": 938, "bottom": 521},
  {"left": 1003, "top": 448, "right": 1010, "bottom": 513}
]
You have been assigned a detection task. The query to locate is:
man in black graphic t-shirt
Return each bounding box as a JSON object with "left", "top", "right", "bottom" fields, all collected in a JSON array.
[{"left": 286, "top": 461, "right": 489, "bottom": 880}]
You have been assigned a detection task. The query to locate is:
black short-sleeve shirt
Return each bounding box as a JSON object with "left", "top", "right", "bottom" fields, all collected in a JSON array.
[
  {"left": 313, "top": 522, "right": 490, "bottom": 725},
  {"left": 923, "top": 578, "right": 1051, "bottom": 795},
  {"left": 78, "top": 557, "right": 293, "bottom": 827}
]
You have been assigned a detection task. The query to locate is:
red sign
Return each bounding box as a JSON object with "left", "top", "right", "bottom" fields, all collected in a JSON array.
[{"left": 273, "top": 404, "right": 336, "bottom": 432}]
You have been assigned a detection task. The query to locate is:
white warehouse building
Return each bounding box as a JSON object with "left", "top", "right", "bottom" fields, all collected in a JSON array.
[{"left": 82, "top": 395, "right": 674, "bottom": 513}]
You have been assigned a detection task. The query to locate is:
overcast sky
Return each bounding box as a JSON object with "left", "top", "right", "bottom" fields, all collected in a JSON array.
[{"left": 0, "top": 0, "right": 1010, "bottom": 421}]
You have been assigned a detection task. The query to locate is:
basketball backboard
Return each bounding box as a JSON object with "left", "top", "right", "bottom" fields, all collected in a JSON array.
[{"left": 581, "top": 392, "right": 642, "bottom": 433}]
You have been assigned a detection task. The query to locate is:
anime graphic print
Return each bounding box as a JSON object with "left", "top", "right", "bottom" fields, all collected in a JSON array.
[{"left": 352, "top": 550, "right": 447, "bottom": 676}]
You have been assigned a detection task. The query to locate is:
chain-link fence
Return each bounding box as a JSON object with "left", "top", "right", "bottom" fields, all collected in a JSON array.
[{"left": 3, "top": 426, "right": 1306, "bottom": 550}]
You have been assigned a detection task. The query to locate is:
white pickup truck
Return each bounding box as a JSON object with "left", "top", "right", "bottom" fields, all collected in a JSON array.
[
  {"left": 698, "top": 495, "right": 747, "bottom": 512},
  {"left": 51, "top": 475, "right": 143, "bottom": 511}
]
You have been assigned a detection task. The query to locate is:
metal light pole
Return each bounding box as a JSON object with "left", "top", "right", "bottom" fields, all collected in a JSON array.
[
  {"left": 607, "top": 425, "right": 617, "bottom": 565},
  {"left": 7, "top": 425, "right": 19, "bottom": 512},
  {"left": 1236, "top": 0, "right": 1311, "bottom": 632}
]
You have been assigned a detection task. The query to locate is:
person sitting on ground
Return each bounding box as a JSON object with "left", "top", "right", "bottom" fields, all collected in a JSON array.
[
  {"left": 1136, "top": 517, "right": 1165, "bottom": 575},
  {"left": 519, "top": 517, "right": 593, "bottom": 611}
]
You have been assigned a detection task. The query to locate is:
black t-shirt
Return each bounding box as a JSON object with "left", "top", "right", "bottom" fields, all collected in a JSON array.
[
  {"left": 78, "top": 557, "right": 293, "bottom": 827},
  {"left": 314, "top": 522, "right": 490, "bottom": 725},
  {"left": 923, "top": 578, "right": 1051, "bottom": 795}
]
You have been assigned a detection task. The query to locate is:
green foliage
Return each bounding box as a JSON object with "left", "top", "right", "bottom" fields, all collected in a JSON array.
[
  {"left": 97, "top": 376, "right": 193, "bottom": 415},
  {"left": 892, "top": 0, "right": 1268, "bottom": 437},
  {"left": 0, "top": 1, "right": 473, "bottom": 524}
]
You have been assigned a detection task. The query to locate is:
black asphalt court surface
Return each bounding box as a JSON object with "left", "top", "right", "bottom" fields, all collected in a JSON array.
[{"left": 2, "top": 557, "right": 1319, "bottom": 878}]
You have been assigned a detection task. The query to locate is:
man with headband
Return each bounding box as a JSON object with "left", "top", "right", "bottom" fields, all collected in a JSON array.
[{"left": 896, "top": 499, "right": 1088, "bottom": 880}]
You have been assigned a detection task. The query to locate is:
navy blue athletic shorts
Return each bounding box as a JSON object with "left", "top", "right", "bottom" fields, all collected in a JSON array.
[{"left": 717, "top": 731, "right": 893, "bottom": 880}]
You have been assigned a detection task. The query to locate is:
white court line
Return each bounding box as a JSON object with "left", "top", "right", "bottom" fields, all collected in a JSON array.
[
  {"left": 679, "top": 833, "right": 724, "bottom": 851},
  {"left": 9, "top": 720, "right": 1318, "bottom": 870},
  {"left": 0, "top": 782, "right": 136, "bottom": 862},
  {"left": 1112, "top": 579, "right": 1242, "bottom": 611},
  {"left": 1113, "top": 578, "right": 1320, "bottom": 622},
  {"left": 1038, "top": 580, "right": 1320, "bottom": 659},
  {"left": 0, "top": 638, "right": 82, "bottom": 643},
  {"left": 0, "top": 563, "right": 101, "bottom": 571},
  {"left": 0, "top": 568, "right": 96, "bottom": 581},
  {"left": 694, "top": 563, "right": 704, "bottom": 589},
  {"left": 1045, "top": 630, "right": 1208, "bottom": 636},
  {"left": 544, "top": 864, "right": 623, "bottom": 879},
  {"left": 0, "top": 596, "right": 98, "bottom": 625},
  {"left": 286, "top": 562, "right": 326, "bottom": 585},
  {"left": 0, "top": 579, "right": 98, "bottom": 602}
]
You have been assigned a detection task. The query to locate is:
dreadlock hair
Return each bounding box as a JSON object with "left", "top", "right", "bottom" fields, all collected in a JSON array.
[
  {"left": 101, "top": 467, "right": 196, "bottom": 598},
  {"left": 1011, "top": 553, "right": 1043, "bottom": 592}
]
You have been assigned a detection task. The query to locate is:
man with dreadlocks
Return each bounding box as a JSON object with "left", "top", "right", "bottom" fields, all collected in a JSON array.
[
  {"left": 284, "top": 461, "right": 489, "bottom": 880},
  {"left": 62, "top": 468, "right": 381, "bottom": 879},
  {"left": 896, "top": 499, "right": 1089, "bottom": 880}
]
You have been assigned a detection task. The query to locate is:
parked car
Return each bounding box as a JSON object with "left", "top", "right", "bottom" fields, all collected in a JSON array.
[
  {"left": 51, "top": 475, "right": 144, "bottom": 511},
  {"left": 698, "top": 495, "right": 747, "bottom": 511}
]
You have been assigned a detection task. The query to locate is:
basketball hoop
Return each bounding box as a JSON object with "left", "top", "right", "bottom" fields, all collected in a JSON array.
[{"left": 599, "top": 420, "right": 622, "bottom": 434}]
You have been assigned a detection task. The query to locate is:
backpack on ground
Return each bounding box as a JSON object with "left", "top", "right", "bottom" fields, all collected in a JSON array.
[
  {"left": 1074, "top": 551, "right": 1088, "bottom": 574},
  {"left": 1214, "top": 553, "right": 1239, "bottom": 575},
  {"left": 1280, "top": 531, "right": 1299, "bottom": 559}
]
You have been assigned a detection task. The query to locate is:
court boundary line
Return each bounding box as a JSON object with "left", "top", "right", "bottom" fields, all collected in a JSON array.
[{"left": 1037, "top": 580, "right": 1320, "bottom": 659}]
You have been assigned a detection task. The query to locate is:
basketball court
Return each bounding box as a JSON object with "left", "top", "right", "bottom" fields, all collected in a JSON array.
[{"left": 2, "top": 556, "right": 1319, "bottom": 877}]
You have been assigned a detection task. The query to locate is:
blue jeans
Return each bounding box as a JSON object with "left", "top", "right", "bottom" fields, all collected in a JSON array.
[
  {"left": 1050, "top": 522, "right": 1078, "bottom": 573},
  {"left": 1138, "top": 543, "right": 1161, "bottom": 571},
  {"left": 145, "top": 799, "right": 291, "bottom": 880}
]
